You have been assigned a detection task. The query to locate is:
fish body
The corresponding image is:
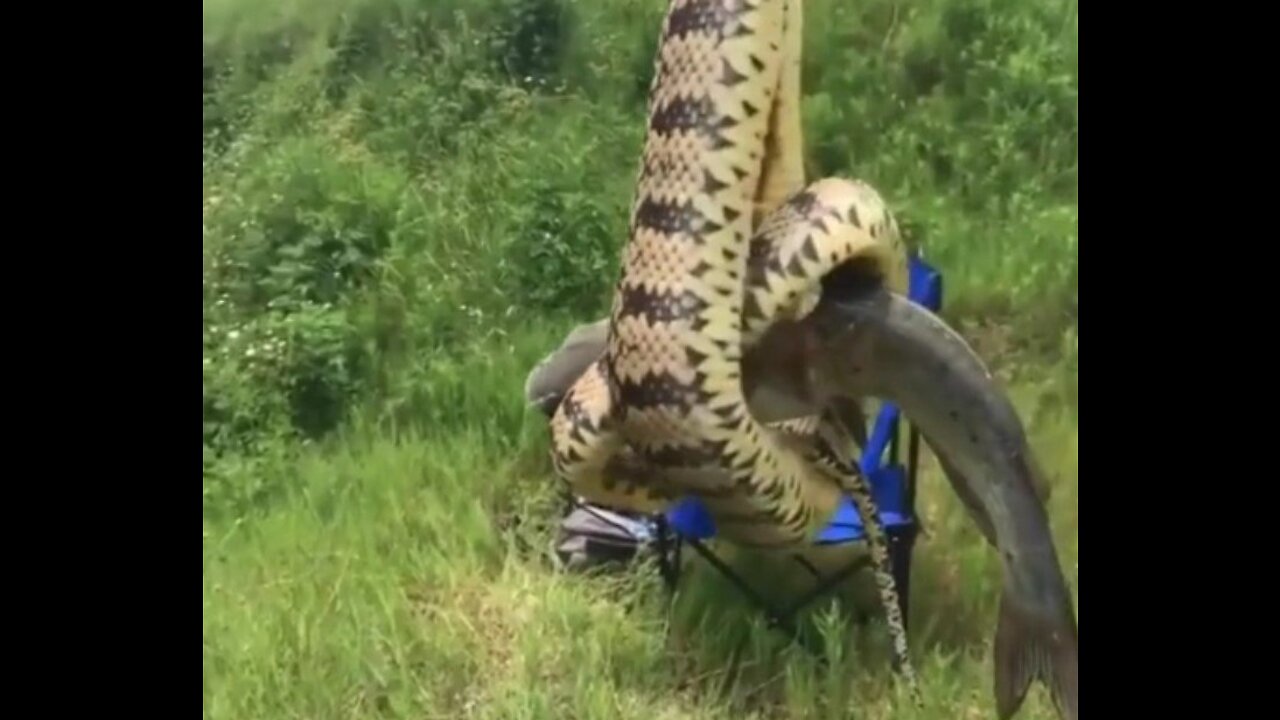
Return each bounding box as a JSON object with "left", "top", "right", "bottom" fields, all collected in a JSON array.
[{"left": 810, "top": 282, "right": 1078, "bottom": 720}]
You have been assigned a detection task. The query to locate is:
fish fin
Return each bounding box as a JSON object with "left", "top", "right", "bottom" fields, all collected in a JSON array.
[{"left": 994, "top": 590, "right": 1079, "bottom": 720}]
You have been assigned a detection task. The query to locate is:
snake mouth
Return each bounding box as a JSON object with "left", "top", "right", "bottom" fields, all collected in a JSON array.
[{"left": 821, "top": 255, "right": 899, "bottom": 304}]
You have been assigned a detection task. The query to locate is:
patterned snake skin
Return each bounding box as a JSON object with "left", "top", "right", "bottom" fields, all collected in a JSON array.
[{"left": 546, "top": 0, "right": 921, "bottom": 700}]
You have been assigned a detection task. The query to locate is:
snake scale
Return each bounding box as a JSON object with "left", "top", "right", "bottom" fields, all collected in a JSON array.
[{"left": 548, "top": 0, "right": 921, "bottom": 700}]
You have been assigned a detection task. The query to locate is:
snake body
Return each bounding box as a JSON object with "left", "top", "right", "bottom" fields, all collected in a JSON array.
[{"left": 548, "top": 0, "right": 919, "bottom": 696}]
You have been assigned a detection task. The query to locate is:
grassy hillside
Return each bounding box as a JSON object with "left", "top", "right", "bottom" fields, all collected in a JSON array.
[{"left": 202, "top": 0, "right": 1078, "bottom": 717}]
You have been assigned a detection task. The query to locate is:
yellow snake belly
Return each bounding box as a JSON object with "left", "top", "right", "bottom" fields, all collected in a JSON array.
[{"left": 547, "top": 0, "right": 922, "bottom": 698}]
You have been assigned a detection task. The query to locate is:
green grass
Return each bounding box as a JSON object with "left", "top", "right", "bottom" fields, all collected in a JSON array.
[
  {"left": 202, "top": 366, "right": 1076, "bottom": 719},
  {"left": 203, "top": 0, "right": 1077, "bottom": 716}
]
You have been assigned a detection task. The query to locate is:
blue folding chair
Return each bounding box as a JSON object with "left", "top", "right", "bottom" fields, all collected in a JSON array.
[{"left": 651, "top": 252, "right": 944, "bottom": 644}]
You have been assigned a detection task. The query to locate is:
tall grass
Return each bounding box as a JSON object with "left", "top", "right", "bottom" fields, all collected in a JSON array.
[
  {"left": 203, "top": 378, "right": 1077, "bottom": 719},
  {"left": 203, "top": 0, "right": 1078, "bottom": 716}
]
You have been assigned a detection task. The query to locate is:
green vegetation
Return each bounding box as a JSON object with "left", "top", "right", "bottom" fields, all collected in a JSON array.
[{"left": 202, "top": 0, "right": 1078, "bottom": 716}]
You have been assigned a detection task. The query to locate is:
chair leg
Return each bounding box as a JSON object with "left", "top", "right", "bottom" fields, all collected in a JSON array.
[
  {"left": 653, "top": 516, "right": 683, "bottom": 594},
  {"left": 662, "top": 532, "right": 920, "bottom": 664},
  {"left": 680, "top": 539, "right": 823, "bottom": 647},
  {"left": 782, "top": 553, "right": 871, "bottom": 618}
]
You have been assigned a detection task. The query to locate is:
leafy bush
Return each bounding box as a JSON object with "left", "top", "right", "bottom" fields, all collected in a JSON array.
[
  {"left": 490, "top": 0, "right": 568, "bottom": 90},
  {"left": 203, "top": 134, "right": 409, "bottom": 507},
  {"left": 205, "top": 136, "right": 408, "bottom": 311},
  {"left": 504, "top": 185, "right": 619, "bottom": 316},
  {"left": 801, "top": 0, "right": 1078, "bottom": 208}
]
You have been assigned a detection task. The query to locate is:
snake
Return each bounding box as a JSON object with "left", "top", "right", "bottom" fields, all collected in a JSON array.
[{"left": 545, "top": 0, "right": 923, "bottom": 698}]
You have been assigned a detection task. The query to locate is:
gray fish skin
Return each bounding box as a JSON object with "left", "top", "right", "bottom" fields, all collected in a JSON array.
[{"left": 809, "top": 286, "right": 1077, "bottom": 720}]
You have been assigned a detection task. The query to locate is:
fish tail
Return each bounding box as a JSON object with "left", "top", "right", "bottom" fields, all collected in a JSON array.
[{"left": 994, "top": 589, "right": 1078, "bottom": 720}]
